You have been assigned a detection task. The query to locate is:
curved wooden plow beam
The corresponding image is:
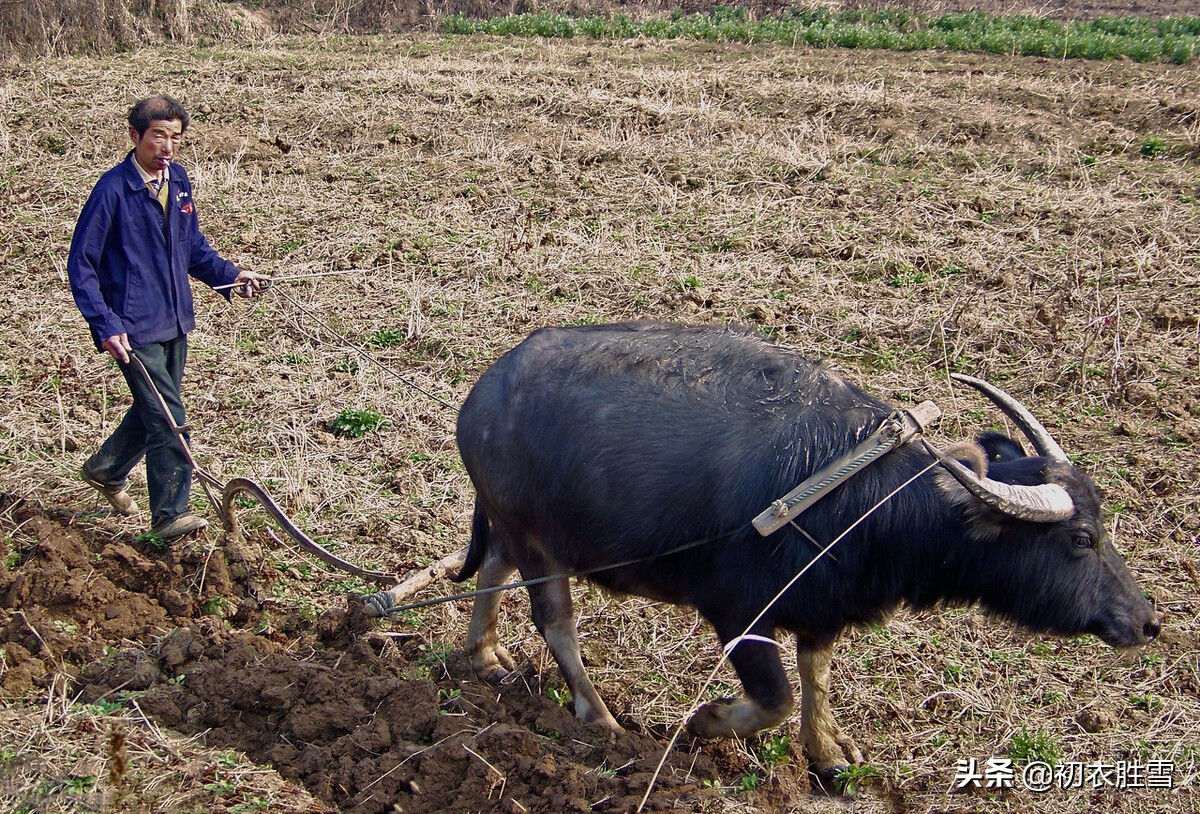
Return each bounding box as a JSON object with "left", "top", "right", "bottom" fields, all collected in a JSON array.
[{"left": 220, "top": 476, "right": 398, "bottom": 585}]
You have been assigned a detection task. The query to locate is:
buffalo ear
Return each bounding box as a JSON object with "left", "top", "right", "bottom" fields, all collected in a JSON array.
[
  {"left": 946, "top": 441, "right": 988, "bottom": 478},
  {"left": 976, "top": 431, "right": 1026, "bottom": 464},
  {"left": 923, "top": 440, "right": 1076, "bottom": 523},
  {"left": 950, "top": 374, "right": 1069, "bottom": 462}
]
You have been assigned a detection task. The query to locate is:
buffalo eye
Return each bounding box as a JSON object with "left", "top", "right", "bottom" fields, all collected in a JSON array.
[{"left": 1072, "top": 533, "right": 1095, "bottom": 549}]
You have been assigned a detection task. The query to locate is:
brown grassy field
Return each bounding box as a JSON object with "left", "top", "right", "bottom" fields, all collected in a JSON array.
[{"left": 1, "top": 19, "right": 1198, "bottom": 814}]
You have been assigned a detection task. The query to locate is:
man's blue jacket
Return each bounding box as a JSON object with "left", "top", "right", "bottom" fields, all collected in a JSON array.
[{"left": 68, "top": 152, "right": 241, "bottom": 350}]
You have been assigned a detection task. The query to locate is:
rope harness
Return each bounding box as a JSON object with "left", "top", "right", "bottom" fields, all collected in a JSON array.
[{"left": 363, "top": 531, "right": 736, "bottom": 617}]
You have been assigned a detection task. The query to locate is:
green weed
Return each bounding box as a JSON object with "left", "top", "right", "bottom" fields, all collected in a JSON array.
[
  {"left": 1029, "top": 640, "right": 1054, "bottom": 657},
  {"left": 417, "top": 641, "right": 452, "bottom": 669},
  {"left": 756, "top": 734, "right": 791, "bottom": 767},
  {"left": 1130, "top": 692, "right": 1162, "bottom": 712},
  {"left": 205, "top": 776, "right": 237, "bottom": 795},
  {"left": 134, "top": 531, "right": 169, "bottom": 551},
  {"left": 202, "top": 596, "right": 230, "bottom": 615},
  {"left": 835, "top": 764, "right": 881, "bottom": 795},
  {"left": 888, "top": 269, "right": 929, "bottom": 287},
  {"left": 84, "top": 698, "right": 125, "bottom": 715},
  {"left": 943, "top": 660, "right": 967, "bottom": 683},
  {"left": 870, "top": 347, "right": 899, "bottom": 372},
  {"left": 1140, "top": 137, "right": 1168, "bottom": 158},
  {"left": 1008, "top": 727, "right": 1060, "bottom": 764},
  {"left": 330, "top": 408, "right": 387, "bottom": 438},
  {"left": 3, "top": 539, "right": 18, "bottom": 570},
  {"left": 1141, "top": 652, "right": 1165, "bottom": 667},
  {"left": 35, "top": 774, "right": 96, "bottom": 796},
  {"left": 367, "top": 328, "right": 405, "bottom": 348}
]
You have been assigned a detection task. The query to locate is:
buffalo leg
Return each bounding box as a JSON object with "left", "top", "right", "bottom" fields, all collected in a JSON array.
[
  {"left": 465, "top": 546, "right": 517, "bottom": 683},
  {"left": 527, "top": 577, "right": 621, "bottom": 731},
  {"left": 687, "top": 630, "right": 794, "bottom": 738},
  {"left": 797, "top": 640, "right": 863, "bottom": 776}
]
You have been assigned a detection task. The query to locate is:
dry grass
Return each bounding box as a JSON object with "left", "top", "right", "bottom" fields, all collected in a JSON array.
[{"left": 1, "top": 30, "right": 1198, "bottom": 813}]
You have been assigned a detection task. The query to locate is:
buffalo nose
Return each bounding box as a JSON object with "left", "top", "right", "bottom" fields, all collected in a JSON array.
[{"left": 1144, "top": 617, "right": 1162, "bottom": 641}]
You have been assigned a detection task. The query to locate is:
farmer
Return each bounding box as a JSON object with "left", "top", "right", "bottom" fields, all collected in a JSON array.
[{"left": 67, "top": 94, "right": 267, "bottom": 540}]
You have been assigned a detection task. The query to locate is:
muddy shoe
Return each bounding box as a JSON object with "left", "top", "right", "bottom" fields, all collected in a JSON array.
[
  {"left": 80, "top": 466, "right": 139, "bottom": 516},
  {"left": 150, "top": 513, "right": 208, "bottom": 540}
]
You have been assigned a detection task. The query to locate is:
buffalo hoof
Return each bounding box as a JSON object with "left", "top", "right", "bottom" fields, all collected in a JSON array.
[
  {"left": 686, "top": 697, "right": 734, "bottom": 738},
  {"left": 805, "top": 731, "right": 866, "bottom": 790},
  {"left": 582, "top": 716, "right": 623, "bottom": 738},
  {"left": 686, "top": 696, "right": 788, "bottom": 739},
  {"left": 476, "top": 664, "right": 513, "bottom": 684},
  {"left": 470, "top": 644, "right": 517, "bottom": 684}
]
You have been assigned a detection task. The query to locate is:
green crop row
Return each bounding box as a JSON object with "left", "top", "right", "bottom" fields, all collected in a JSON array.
[{"left": 442, "top": 6, "right": 1200, "bottom": 64}]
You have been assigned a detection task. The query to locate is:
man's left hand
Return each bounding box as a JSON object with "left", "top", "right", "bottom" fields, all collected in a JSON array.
[{"left": 233, "top": 270, "right": 270, "bottom": 298}]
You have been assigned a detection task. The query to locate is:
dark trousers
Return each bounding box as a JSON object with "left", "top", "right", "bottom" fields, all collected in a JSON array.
[{"left": 84, "top": 335, "right": 192, "bottom": 525}]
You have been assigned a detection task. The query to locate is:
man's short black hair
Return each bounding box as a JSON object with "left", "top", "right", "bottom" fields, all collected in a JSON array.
[{"left": 128, "top": 95, "right": 190, "bottom": 137}]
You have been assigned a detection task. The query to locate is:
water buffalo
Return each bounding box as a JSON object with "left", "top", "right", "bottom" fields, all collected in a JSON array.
[{"left": 452, "top": 321, "right": 1159, "bottom": 775}]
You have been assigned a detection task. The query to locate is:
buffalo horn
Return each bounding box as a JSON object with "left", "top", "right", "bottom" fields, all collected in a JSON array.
[
  {"left": 949, "top": 373, "right": 1070, "bottom": 462},
  {"left": 922, "top": 440, "right": 1076, "bottom": 523}
]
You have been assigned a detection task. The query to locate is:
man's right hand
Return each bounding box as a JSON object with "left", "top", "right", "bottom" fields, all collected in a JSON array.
[{"left": 102, "top": 334, "right": 132, "bottom": 364}]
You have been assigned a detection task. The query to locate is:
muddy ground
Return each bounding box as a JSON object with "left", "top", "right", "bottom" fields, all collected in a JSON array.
[{"left": 1, "top": 6, "right": 1198, "bottom": 814}]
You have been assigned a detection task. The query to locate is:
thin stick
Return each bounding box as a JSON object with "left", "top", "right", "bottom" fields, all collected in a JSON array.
[
  {"left": 464, "top": 744, "right": 507, "bottom": 800},
  {"left": 211, "top": 269, "right": 366, "bottom": 290}
]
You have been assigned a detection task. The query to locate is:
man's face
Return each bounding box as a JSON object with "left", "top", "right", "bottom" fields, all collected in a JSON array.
[{"left": 130, "top": 118, "right": 183, "bottom": 176}]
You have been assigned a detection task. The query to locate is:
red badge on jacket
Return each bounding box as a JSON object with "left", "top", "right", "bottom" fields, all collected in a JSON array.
[{"left": 181, "top": 202, "right": 194, "bottom": 215}]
